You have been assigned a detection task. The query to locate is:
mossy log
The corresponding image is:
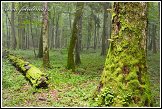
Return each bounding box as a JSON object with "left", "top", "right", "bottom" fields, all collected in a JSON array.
[{"left": 6, "top": 52, "right": 48, "bottom": 88}]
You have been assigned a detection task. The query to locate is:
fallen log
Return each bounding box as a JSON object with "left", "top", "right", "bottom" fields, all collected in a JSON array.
[{"left": 6, "top": 51, "right": 48, "bottom": 88}]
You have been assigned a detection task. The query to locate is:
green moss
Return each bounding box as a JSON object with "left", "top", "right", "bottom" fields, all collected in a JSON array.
[
  {"left": 96, "top": 87, "right": 114, "bottom": 106},
  {"left": 127, "top": 80, "right": 140, "bottom": 91},
  {"left": 93, "top": 3, "right": 153, "bottom": 107},
  {"left": 125, "top": 68, "right": 138, "bottom": 81},
  {"left": 7, "top": 53, "right": 48, "bottom": 88}
]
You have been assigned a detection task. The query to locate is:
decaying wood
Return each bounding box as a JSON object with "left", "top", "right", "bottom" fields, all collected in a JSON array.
[{"left": 5, "top": 50, "right": 48, "bottom": 88}]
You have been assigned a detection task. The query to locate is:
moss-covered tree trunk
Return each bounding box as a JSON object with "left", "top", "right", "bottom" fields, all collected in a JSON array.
[
  {"left": 42, "top": 2, "right": 50, "bottom": 68},
  {"left": 94, "top": 3, "right": 153, "bottom": 107},
  {"left": 5, "top": 51, "right": 48, "bottom": 88},
  {"left": 67, "top": 2, "right": 84, "bottom": 71}
]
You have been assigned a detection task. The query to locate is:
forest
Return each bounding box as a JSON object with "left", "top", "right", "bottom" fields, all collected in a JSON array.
[{"left": 2, "top": 2, "right": 160, "bottom": 107}]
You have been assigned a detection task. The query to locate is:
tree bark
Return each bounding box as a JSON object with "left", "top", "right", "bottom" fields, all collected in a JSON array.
[
  {"left": 87, "top": 16, "right": 92, "bottom": 50},
  {"left": 6, "top": 14, "right": 10, "bottom": 49},
  {"left": 152, "top": 24, "right": 157, "bottom": 53},
  {"left": 42, "top": 2, "right": 50, "bottom": 68},
  {"left": 50, "top": 8, "right": 55, "bottom": 50},
  {"left": 11, "top": 2, "right": 17, "bottom": 49},
  {"left": 75, "top": 15, "right": 82, "bottom": 65},
  {"left": 101, "top": 3, "right": 110, "bottom": 56},
  {"left": 67, "top": 2, "right": 84, "bottom": 71},
  {"left": 55, "top": 14, "right": 60, "bottom": 49},
  {"left": 94, "top": 21, "right": 97, "bottom": 50},
  {"left": 29, "top": 3, "right": 36, "bottom": 57},
  {"left": 38, "top": 29, "right": 43, "bottom": 58},
  {"left": 94, "top": 3, "right": 153, "bottom": 106},
  {"left": 18, "top": 3, "right": 22, "bottom": 49}
]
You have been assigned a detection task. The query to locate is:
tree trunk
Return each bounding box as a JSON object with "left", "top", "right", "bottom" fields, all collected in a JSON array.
[
  {"left": 97, "top": 14, "right": 100, "bottom": 49},
  {"left": 18, "top": 3, "right": 22, "bottom": 49},
  {"left": 42, "top": 2, "right": 50, "bottom": 68},
  {"left": 11, "top": 2, "right": 17, "bottom": 49},
  {"left": 6, "top": 14, "right": 10, "bottom": 49},
  {"left": 38, "top": 28, "right": 43, "bottom": 58},
  {"left": 55, "top": 14, "right": 60, "bottom": 49},
  {"left": 87, "top": 17, "right": 92, "bottom": 50},
  {"left": 101, "top": 3, "right": 110, "bottom": 56},
  {"left": 29, "top": 3, "right": 36, "bottom": 57},
  {"left": 75, "top": 15, "right": 82, "bottom": 65},
  {"left": 94, "top": 22, "right": 97, "bottom": 50},
  {"left": 6, "top": 52, "right": 48, "bottom": 88},
  {"left": 22, "top": 27, "right": 26, "bottom": 49},
  {"left": 50, "top": 9, "right": 55, "bottom": 50},
  {"left": 94, "top": 3, "right": 153, "bottom": 106},
  {"left": 67, "top": 2, "right": 84, "bottom": 71},
  {"left": 152, "top": 24, "right": 157, "bottom": 53}
]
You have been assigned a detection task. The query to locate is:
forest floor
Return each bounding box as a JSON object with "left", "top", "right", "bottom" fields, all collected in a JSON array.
[{"left": 2, "top": 49, "right": 160, "bottom": 107}]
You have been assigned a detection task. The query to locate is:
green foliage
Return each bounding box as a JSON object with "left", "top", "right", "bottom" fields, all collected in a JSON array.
[
  {"left": 2, "top": 49, "right": 103, "bottom": 107},
  {"left": 2, "top": 49, "right": 160, "bottom": 107},
  {"left": 95, "top": 87, "right": 114, "bottom": 106}
]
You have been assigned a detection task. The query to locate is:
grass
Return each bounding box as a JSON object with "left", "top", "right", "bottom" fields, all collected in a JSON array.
[{"left": 2, "top": 49, "right": 160, "bottom": 107}]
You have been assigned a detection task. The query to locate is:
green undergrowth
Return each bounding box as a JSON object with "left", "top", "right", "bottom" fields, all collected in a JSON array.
[
  {"left": 2, "top": 49, "right": 103, "bottom": 107},
  {"left": 2, "top": 49, "right": 160, "bottom": 107}
]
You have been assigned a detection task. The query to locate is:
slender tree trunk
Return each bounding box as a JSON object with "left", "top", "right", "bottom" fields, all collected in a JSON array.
[
  {"left": 97, "top": 14, "right": 100, "bottom": 49},
  {"left": 26, "top": 24, "right": 29, "bottom": 49},
  {"left": 67, "top": 3, "right": 84, "bottom": 71},
  {"left": 50, "top": 9, "right": 55, "bottom": 50},
  {"left": 30, "top": 14, "right": 36, "bottom": 57},
  {"left": 94, "top": 3, "right": 153, "bottom": 106},
  {"left": 152, "top": 24, "right": 157, "bottom": 53},
  {"left": 42, "top": 2, "right": 50, "bottom": 68},
  {"left": 22, "top": 27, "right": 25, "bottom": 50},
  {"left": 37, "top": 27, "right": 43, "bottom": 58},
  {"left": 75, "top": 15, "right": 82, "bottom": 65},
  {"left": 101, "top": 3, "right": 109, "bottom": 56},
  {"left": 87, "top": 17, "right": 92, "bottom": 50},
  {"left": 79, "top": 17, "right": 82, "bottom": 51},
  {"left": 94, "top": 22, "right": 97, "bottom": 50},
  {"left": 6, "top": 14, "right": 10, "bottom": 49},
  {"left": 55, "top": 14, "right": 60, "bottom": 49},
  {"left": 11, "top": 2, "right": 17, "bottom": 49},
  {"left": 18, "top": 3, "right": 22, "bottom": 49}
]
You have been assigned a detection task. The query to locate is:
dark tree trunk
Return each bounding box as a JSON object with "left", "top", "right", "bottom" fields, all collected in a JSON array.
[
  {"left": 152, "top": 24, "right": 157, "bottom": 53},
  {"left": 97, "top": 14, "right": 100, "bottom": 49},
  {"left": 18, "top": 3, "right": 22, "bottom": 49},
  {"left": 87, "top": 17, "right": 92, "bottom": 50},
  {"left": 29, "top": 3, "right": 36, "bottom": 57},
  {"left": 94, "top": 22, "right": 97, "bottom": 50},
  {"left": 55, "top": 14, "right": 60, "bottom": 49},
  {"left": 67, "top": 3, "right": 84, "bottom": 71},
  {"left": 101, "top": 3, "right": 110, "bottom": 56},
  {"left": 50, "top": 8, "right": 55, "bottom": 50},
  {"left": 22, "top": 27, "right": 25, "bottom": 50},
  {"left": 75, "top": 15, "right": 82, "bottom": 65},
  {"left": 6, "top": 14, "right": 10, "bottom": 49},
  {"left": 38, "top": 27, "right": 43, "bottom": 58}
]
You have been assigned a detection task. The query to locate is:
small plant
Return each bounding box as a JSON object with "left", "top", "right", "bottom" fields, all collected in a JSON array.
[{"left": 95, "top": 87, "right": 114, "bottom": 106}]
